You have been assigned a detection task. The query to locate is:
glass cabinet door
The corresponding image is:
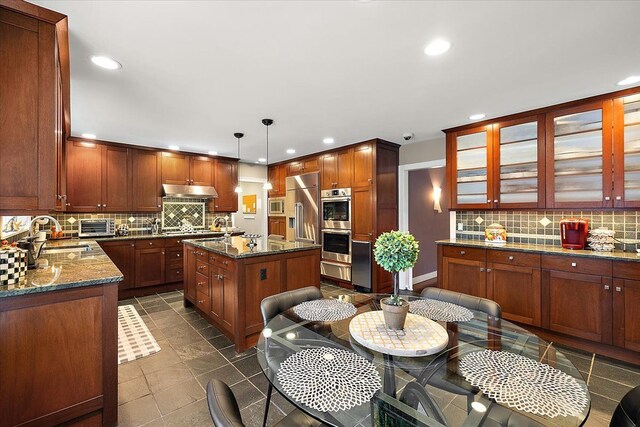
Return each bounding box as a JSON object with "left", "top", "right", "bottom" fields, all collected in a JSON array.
[
  {"left": 547, "top": 101, "right": 613, "bottom": 208},
  {"left": 493, "top": 116, "right": 544, "bottom": 208},
  {"left": 452, "top": 126, "right": 493, "bottom": 208},
  {"left": 614, "top": 94, "right": 640, "bottom": 207}
]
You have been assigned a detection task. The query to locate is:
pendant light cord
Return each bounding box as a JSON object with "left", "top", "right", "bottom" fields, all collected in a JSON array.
[{"left": 266, "top": 125, "right": 269, "bottom": 165}]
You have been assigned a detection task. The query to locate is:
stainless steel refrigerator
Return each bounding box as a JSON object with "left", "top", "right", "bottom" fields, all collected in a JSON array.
[{"left": 285, "top": 172, "right": 320, "bottom": 244}]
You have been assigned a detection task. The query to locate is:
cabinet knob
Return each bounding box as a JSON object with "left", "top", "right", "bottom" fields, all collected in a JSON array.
[
  {"left": 487, "top": 199, "right": 492, "bottom": 203},
  {"left": 130, "top": 244, "right": 134, "bottom": 247},
  {"left": 615, "top": 286, "right": 622, "bottom": 292},
  {"left": 616, "top": 196, "right": 622, "bottom": 201},
  {"left": 66, "top": 203, "right": 70, "bottom": 206},
  {"left": 149, "top": 242, "right": 153, "bottom": 245},
  {"left": 604, "top": 285, "right": 610, "bottom": 290},
  {"left": 493, "top": 200, "right": 499, "bottom": 203},
  {"left": 177, "top": 270, "right": 181, "bottom": 274},
  {"left": 177, "top": 253, "right": 181, "bottom": 257},
  {"left": 486, "top": 268, "right": 492, "bottom": 273},
  {"left": 97, "top": 204, "right": 101, "bottom": 207},
  {"left": 605, "top": 196, "right": 611, "bottom": 201},
  {"left": 480, "top": 268, "right": 485, "bottom": 272},
  {"left": 460, "top": 251, "right": 466, "bottom": 255},
  {"left": 162, "top": 251, "right": 165, "bottom": 255},
  {"left": 368, "top": 178, "right": 373, "bottom": 183},
  {"left": 103, "top": 205, "right": 107, "bottom": 208},
  {"left": 198, "top": 300, "right": 204, "bottom": 304},
  {"left": 223, "top": 261, "right": 228, "bottom": 265},
  {"left": 197, "top": 281, "right": 205, "bottom": 286},
  {"left": 571, "top": 262, "right": 577, "bottom": 267},
  {"left": 508, "top": 256, "right": 514, "bottom": 261}
]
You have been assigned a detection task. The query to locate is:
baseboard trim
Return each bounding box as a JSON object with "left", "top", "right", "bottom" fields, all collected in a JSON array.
[{"left": 412, "top": 271, "right": 437, "bottom": 285}]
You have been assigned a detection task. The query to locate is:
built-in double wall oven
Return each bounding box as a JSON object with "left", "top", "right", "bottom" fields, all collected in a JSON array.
[
  {"left": 321, "top": 188, "right": 352, "bottom": 280},
  {"left": 321, "top": 188, "right": 351, "bottom": 230}
]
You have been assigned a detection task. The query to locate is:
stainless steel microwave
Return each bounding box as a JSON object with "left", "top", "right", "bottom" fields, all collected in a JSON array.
[
  {"left": 268, "top": 197, "right": 285, "bottom": 216},
  {"left": 78, "top": 218, "right": 116, "bottom": 238}
]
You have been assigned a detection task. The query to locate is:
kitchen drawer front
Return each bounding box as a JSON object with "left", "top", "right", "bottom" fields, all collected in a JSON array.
[
  {"left": 209, "top": 254, "right": 236, "bottom": 272},
  {"left": 196, "top": 260, "right": 210, "bottom": 276},
  {"left": 135, "top": 239, "right": 166, "bottom": 249},
  {"left": 166, "top": 248, "right": 184, "bottom": 266},
  {"left": 196, "top": 290, "right": 210, "bottom": 311},
  {"left": 442, "top": 245, "right": 485, "bottom": 262},
  {"left": 487, "top": 250, "right": 541, "bottom": 268},
  {"left": 194, "top": 249, "right": 209, "bottom": 262},
  {"left": 542, "top": 255, "right": 612, "bottom": 276},
  {"left": 613, "top": 261, "right": 640, "bottom": 280},
  {"left": 165, "top": 237, "right": 185, "bottom": 248},
  {"left": 196, "top": 272, "right": 209, "bottom": 295},
  {"left": 166, "top": 266, "right": 184, "bottom": 283}
]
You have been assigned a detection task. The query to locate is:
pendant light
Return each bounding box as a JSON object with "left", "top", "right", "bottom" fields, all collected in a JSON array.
[
  {"left": 234, "top": 132, "right": 244, "bottom": 193},
  {"left": 262, "top": 119, "right": 273, "bottom": 190}
]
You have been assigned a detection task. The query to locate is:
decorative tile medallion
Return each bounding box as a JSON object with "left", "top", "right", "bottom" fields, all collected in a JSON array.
[
  {"left": 539, "top": 217, "right": 551, "bottom": 227},
  {"left": 475, "top": 216, "right": 484, "bottom": 225},
  {"left": 66, "top": 217, "right": 76, "bottom": 224}
]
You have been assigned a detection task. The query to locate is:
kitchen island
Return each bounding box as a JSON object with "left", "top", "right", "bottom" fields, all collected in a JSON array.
[
  {"left": 0, "top": 240, "right": 122, "bottom": 426},
  {"left": 183, "top": 236, "right": 321, "bottom": 352}
]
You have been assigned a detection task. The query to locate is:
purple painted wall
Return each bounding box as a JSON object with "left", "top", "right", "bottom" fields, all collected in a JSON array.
[{"left": 408, "top": 167, "right": 450, "bottom": 278}]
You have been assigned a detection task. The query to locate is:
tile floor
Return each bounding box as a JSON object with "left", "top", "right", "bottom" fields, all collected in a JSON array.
[{"left": 117, "top": 284, "right": 638, "bottom": 426}]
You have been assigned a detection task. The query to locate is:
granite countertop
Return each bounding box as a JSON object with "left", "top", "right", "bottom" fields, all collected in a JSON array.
[
  {"left": 0, "top": 240, "right": 123, "bottom": 298},
  {"left": 437, "top": 239, "right": 640, "bottom": 262},
  {"left": 183, "top": 236, "right": 320, "bottom": 259},
  {"left": 87, "top": 230, "right": 244, "bottom": 242}
]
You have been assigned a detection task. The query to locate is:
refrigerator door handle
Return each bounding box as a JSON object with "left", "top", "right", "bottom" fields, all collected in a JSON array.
[{"left": 295, "top": 202, "right": 303, "bottom": 240}]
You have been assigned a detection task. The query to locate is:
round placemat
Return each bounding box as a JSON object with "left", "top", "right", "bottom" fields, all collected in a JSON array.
[
  {"left": 409, "top": 299, "right": 474, "bottom": 322},
  {"left": 292, "top": 299, "right": 357, "bottom": 322},
  {"left": 276, "top": 346, "right": 381, "bottom": 412},
  {"left": 349, "top": 311, "right": 449, "bottom": 357},
  {"left": 459, "top": 350, "right": 589, "bottom": 418}
]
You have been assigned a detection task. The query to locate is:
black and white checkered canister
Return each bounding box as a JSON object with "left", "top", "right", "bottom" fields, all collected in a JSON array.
[{"left": 0, "top": 249, "right": 27, "bottom": 286}]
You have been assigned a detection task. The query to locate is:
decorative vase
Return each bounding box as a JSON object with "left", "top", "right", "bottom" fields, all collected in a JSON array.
[{"left": 380, "top": 272, "right": 409, "bottom": 330}]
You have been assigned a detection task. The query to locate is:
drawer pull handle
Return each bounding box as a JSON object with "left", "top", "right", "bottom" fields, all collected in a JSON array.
[
  {"left": 605, "top": 196, "right": 611, "bottom": 201},
  {"left": 177, "top": 254, "right": 181, "bottom": 257},
  {"left": 480, "top": 268, "right": 485, "bottom": 272},
  {"left": 508, "top": 256, "right": 514, "bottom": 261},
  {"left": 604, "top": 285, "right": 610, "bottom": 290},
  {"left": 460, "top": 251, "right": 466, "bottom": 255},
  {"left": 223, "top": 261, "right": 228, "bottom": 265},
  {"left": 486, "top": 268, "right": 492, "bottom": 273},
  {"left": 198, "top": 265, "right": 205, "bottom": 270},
  {"left": 198, "top": 300, "right": 204, "bottom": 304},
  {"left": 616, "top": 196, "right": 622, "bottom": 201},
  {"left": 615, "top": 286, "right": 622, "bottom": 292},
  {"left": 571, "top": 262, "right": 577, "bottom": 267},
  {"left": 197, "top": 282, "right": 206, "bottom": 286},
  {"left": 149, "top": 242, "right": 153, "bottom": 245}
]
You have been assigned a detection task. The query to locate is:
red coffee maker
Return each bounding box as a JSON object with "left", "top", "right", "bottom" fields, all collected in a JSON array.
[{"left": 560, "top": 219, "right": 589, "bottom": 249}]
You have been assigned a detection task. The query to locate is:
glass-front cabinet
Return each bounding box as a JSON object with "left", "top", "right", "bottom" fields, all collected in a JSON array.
[
  {"left": 614, "top": 94, "right": 640, "bottom": 207},
  {"left": 546, "top": 101, "right": 613, "bottom": 208},
  {"left": 450, "top": 126, "right": 493, "bottom": 209}
]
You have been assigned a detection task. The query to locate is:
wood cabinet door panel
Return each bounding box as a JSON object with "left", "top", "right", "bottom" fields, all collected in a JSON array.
[
  {"left": 352, "top": 186, "right": 373, "bottom": 241},
  {"left": 184, "top": 247, "right": 197, "bottom": 301},
  {"left": 102, "top": 145, "right": 129, "bottom": 211},
  {"left": 211, "top": 159, "right": 238, "bottom": 212},
  {"left": 303, "top": 157, "right": 320, "bottom": 173},
  {"left": 166, "top": 266, "right": 184, "bottom": 283},
  {"left": 161, "top": 152, "right": 190, "bottom": 185},
  {"left": 442, "top": 246, "right": 486, "bottom": 262},
  {"left": 542, "top": 254, "right": 612, "bottom": 276},
  {"left": 66, "top": 141, "right": 102, "bottom": 211},
  {"left": 321, "top": 154, "right": 337, "bottom": 189},
  {"left": 222, "top": 270, "right": 237, "bottom": 332},
  {"left": 209, "top": 268, "right": 223, "bottom": 322},
  {"left": 613, "top": 279, "right": 640, "bottom": 352},
  {"left": 547, "top": 270, "right": 611, "bottom": 343},
  {"left": 135, "top": 248, "right": 166, "bottom": 287},
  {"left": 99, "top": 241, "right": 134, "bottom": 290},
  {"left": 190, "top": 156, "right": 213, "bottom": 186},
  {"left": 486, "top": 250, "right": 540, "bottom": 268},
  {"left": 487, "top": 263, "right": 541, "bottom": 326},
  {"left": 195, "top": 272, "right": 209, "bottom": 296},
  {"left": 287, "top": 161, "right": 303, "bottom": 176},
  {"left": 442, "top": 257, "right": 486, "bottom": 298},
  {"left": 244, "top": 261, "right": 281, "bottom": 333},
  {"left": 131, "top": 149, "right": 161, "bottom": 212},
  {"left": 268, "top": 217, "right": 286, "bottom": 237},
  {"left": 353, "top": 143, "right": 374, "bottom": 187},
  {"left": 337, "top": 149, "right": 354, "bottom": 188}
]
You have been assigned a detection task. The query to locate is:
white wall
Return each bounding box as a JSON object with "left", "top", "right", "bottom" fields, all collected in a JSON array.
[
  {"left": 233, "top": 181, "right": 266, "bottom": 235},
  {"left": 399, "top": 137, "right": 446, "bottom": 165},
  {"left": 238, "top": 162, "right": 267, "bottom": 180}
]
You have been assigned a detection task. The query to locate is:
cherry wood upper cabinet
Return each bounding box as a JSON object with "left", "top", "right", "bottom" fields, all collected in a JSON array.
[
  {"left": 321, "top": 153, "right": 337, "bottom": 190},
  {"left": 322, "top": 149, "right": 353, "bottom": 190},
  {"left": 211, "top": 159, "right": 238, "bottom": 212},
  {"left": 161, "top": 152, "right": 190, "bottom": 185},
  {"left": 65, "top": 141, "right": 103, "bottom": 212},
  {"left": 190, "top": 156, "right": 214, "bottom": 186},
  {"left": 449, "top": 126, "right": 494, "bottom": 209},
  {"left": 287, "top": 157, "right": 320, "bottom": 176},
  {"left": 546, "top": 101, "right": 613, "bottom": 209},
  {"left": 267, "top": 164, "right": 286, "bottom": 197},
  {"left": 131, "top": 149, "right": 162, "bottom": 212},
  {"left": 613, "top": 94, "right": 640, "bottom": 208},
  {"left": 102, "top": 145, "right": 129, "bottom": 212},
  {"left": 353, "top": 143, "right": 374, "bottom": 187},
  {"left": 0, "top": 8, "right": 64, "bottom": 212}
]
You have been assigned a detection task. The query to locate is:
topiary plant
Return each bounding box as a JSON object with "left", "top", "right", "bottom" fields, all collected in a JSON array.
[{"left": 374, "top": 231, "right": 419, "bottom": 306}]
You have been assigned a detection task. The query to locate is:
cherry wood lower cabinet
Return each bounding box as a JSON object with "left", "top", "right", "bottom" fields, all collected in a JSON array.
[
  {"left": 0, "top": 283, "right": 118, "bottom": 426},
  {"left": 442, "top": 257, "right": 487, "bottom": 298},
  {"left": 267, "top": 216, "right": 286, "bottom": 237},
  {"left": 183, "top": 244, "right": 321, "bottom": 352}
]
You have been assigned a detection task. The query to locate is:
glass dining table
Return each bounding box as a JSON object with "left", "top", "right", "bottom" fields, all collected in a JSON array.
[{"left": 256, "top": 293, "right": 591, "bottom": 427}]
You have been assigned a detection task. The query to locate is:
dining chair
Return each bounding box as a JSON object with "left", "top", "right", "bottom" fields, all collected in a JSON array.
[
  {"left": 398, "top": 381, "right": 448, "bottom": 425},
  {"left": 610, "top": 385, "right": 640, "bottom": 427},
  {"left": 259, "top": 286, "right": 324, "bottom": 426},
  {"left": 206, "top": 379, "right": 327, "bottom": 427},
  {"left": 420, "top": 287, "right": 502, "bottom": 318}
]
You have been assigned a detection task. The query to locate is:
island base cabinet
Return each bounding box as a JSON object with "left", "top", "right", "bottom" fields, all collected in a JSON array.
[
  {"left": 0, "top": 284, "right": 118, "bottom": 427},
  {"left": 613, "top": 279, "right": 640, "bottom": 352},
  {"left": 487, "top": 263, "right": 541, "bottom": 326},
  {"left": 544, "top": 270, "right": 612, "bottom": 344},
  {"left": 442, "top": 257, "right": 486, "bottom": 298}
]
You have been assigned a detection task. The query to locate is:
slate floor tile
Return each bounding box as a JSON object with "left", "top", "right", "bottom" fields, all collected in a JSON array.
[
  {"left": 185, "top": 351, "right": 228, "bottom": 376},
  {"left": 118, "top": 375, "right": 151, "bottom": 405},
  {"left": 196, "top": 364, "right": 245, "bottom": 388},
  {"left": 174, "top": 340, "right": 216, "bottom": 361},
  {"left": 117, "top": 395, "right": 161, "bottom": 427},
  {"left": 233, "top": 355, "right": 262, "bottom": 377},
  {"left": 239, "top": 399, "right": 286, "bottom": 427},
  {"left": 198, "top": 325, "right": 223, "bottom": 340},
  {"left": 219, "top": 344, "right": 256, "bottom": 362},
  {"left": 138, "top": 344, "right": 183, "bottom": 376},
  {"left": 118, "top": 360, "right": 144, "bottom": 384},
  {"left": 207, "top": 334, "right": 233, "bottom": 349},
  {"left": 162, "top": 398, "right": 213, "bottom": 427},
  {"left": 153, "top": 378, "right": 205, "bottom": 416},
  {"left": 230, "top": 380, "right": 265, "bottom": 410},
  {"left": 146, "top": 363, "right": 194, "bottom": 394}
]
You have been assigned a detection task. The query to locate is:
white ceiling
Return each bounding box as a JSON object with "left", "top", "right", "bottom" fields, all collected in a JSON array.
[{"left": 32, "top": 0, "right": 640, "bottom": 163}]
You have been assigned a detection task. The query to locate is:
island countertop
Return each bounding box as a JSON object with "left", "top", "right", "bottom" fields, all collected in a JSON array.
[
  {"left": 437, "top": 239, "right": 640, "bottom": 262},
  {"left": 0, "top": 239, "right": 123, "bottom": 298},
  {"left": 183, "top": 236, "right": 320, "bottom": 259}
]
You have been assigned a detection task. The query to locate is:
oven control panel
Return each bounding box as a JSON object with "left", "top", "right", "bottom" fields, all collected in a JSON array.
[{"left": 321, "top": 188, "right": 351, "bottom": 198}]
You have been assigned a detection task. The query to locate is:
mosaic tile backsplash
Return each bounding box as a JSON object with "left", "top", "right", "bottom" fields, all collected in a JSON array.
[{"left": 456, "top": 210, "right": 640, "bottom": 250}]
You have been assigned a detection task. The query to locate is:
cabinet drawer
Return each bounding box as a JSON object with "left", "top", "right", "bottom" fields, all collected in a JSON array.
[
  {"left": 135, "top": 239, "right": 166, "bottom": 249},
  {"left": 166, "top": 248, "right": 183, "bottom": 266},
  {"left": 487, "top": 250, "right": 540, "bottom": 268},
  {"left": 196, "top": 290, "right": 210, "bottom": 311},
  {"left": 209, "top": 254, "right": 236, "bottom": 272},
  {"left": 443, "top": 245, "right": 485, "bottom": 261},
  {"left": 165, "top": 237, "right": 185, "bottom": 248},
  {"left": 613, "top": 261, "right": 640, "bottom": 280},
  {"left": 166, "top": 266, "right": 184, "bottom": 283},
  {"left": 196, "top": 272, "right": 209, "bottom": 295},
  {"left": 194, "top": 248, "right": 208, "bottom": 262},
  {"left": 542, "top": 255, "right": 612, "bottom": 276},
  {"left": 196, "top": 260, "right": 210, "bottom": 276}
]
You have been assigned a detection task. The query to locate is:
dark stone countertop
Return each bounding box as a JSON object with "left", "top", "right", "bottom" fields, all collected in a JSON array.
[
  {"left": 85, "top": 230, "right": 244, "bottom": 242},
  {"left": 436, "top": 239, "right": 640, "bottom": 263},
  {"left": 0, "top": 240, "right": 123, "bottom": 298},
  {"left": 183, "top": 236, "right": 320, "bottom": 259}
]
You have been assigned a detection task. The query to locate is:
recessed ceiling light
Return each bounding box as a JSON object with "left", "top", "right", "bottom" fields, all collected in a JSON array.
[
  {"left": 286, "top": 149, "right": 296, "bottom": 154},
  {"left": 323, "top": 137, "right": 335, "bottom": 144},
  {"left": 208, "top": 150, "right": 218, "bottom": 155},
  {"left": 258, "top": 158, "right": 266, "bottom": 162},
  {"left": 469, "top": 113, "right": 486, "bottom": 121},
  {"left": 91, "top": 56, "right": 122, "bottom": 70},
  {"left": 81, "top": 133, "right": 96, "bottom": 139},
  {"left": 424, "top": 39, "right": 451, "bottom": 56},
  {"left": 618, "top": 75, "right": 640, "bottom": 86},
  {"left": 168, "top": 145, "right": 180, "bottom": 151}
]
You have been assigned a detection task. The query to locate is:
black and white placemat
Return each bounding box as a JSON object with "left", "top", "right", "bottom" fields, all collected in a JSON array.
[
  {"left": 459, "top": 350, "right": 589, "bottom": 418},
  {"left": 409, "top": 299, "right": 474, "bottom": 322},
  {"left": 118, "top": 305, "right": 161, "bottom": 364},
  {"left": 292, "top": 299, "right": 357, "bottom": 322},
  {"left": 276, "top": 347, "right": 381, "bottom": 412}
]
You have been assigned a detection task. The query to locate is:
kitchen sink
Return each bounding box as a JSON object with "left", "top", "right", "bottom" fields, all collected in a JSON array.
[{"left": 41, "top": 244, "right": 91, "bottom": 254}]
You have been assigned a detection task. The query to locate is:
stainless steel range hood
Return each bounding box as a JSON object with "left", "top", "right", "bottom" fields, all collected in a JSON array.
[{"left": 162, "top": 184, "right": 219, "bottom": 199}]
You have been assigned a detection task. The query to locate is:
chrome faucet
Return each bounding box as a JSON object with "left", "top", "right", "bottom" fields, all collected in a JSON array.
[
  {"left": 29, "top": 215, "right": 62, "bottom": 239},
  {"left": 213, "top": 216, "right": 231, "bottom": 242}
]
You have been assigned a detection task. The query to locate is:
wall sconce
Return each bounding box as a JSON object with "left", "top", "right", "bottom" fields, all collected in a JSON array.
[{"left": 433, "top": 186, "right": 442, "bottom": 213}]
